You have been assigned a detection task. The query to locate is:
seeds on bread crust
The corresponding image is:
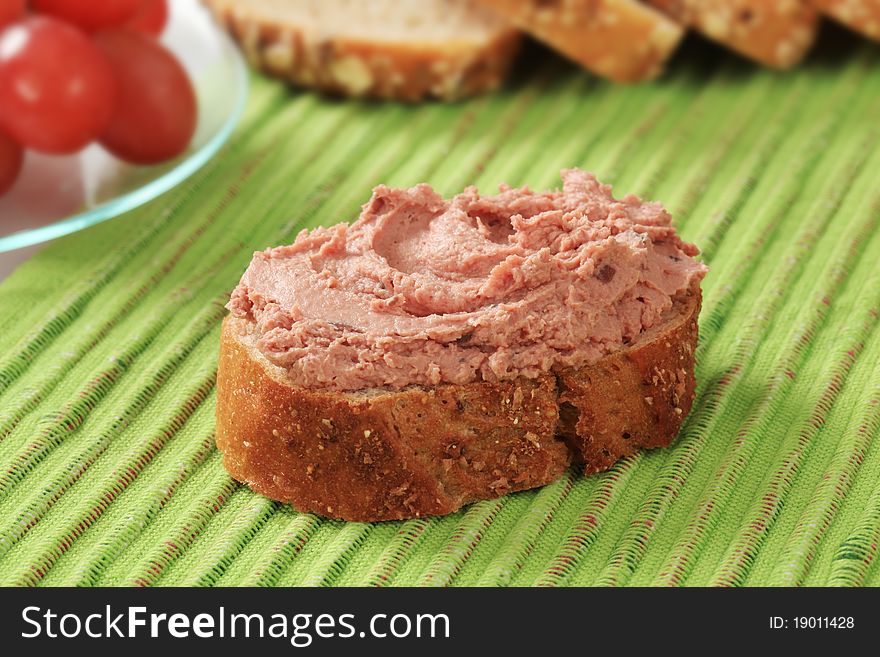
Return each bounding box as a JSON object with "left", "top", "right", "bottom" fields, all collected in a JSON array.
[
  {"left": 646, "top": 0, "right": 819, "bottom": 69},
  {"left": 203, "top": 0, "right": 522, "bottom": 101}
]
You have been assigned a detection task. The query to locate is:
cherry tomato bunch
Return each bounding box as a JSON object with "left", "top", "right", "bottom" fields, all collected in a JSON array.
[{"left": 0, "top": 0, "right": 197, "bottom": 196}]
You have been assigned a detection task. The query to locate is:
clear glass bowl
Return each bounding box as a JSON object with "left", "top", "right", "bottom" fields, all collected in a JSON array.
[{"left": 0, "top": 0, "right": 249, "bottom": 252}]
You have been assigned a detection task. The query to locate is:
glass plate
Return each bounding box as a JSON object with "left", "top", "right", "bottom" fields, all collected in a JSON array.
[{"left": 0, "top": 0, "right": 249, "bottom": 252}]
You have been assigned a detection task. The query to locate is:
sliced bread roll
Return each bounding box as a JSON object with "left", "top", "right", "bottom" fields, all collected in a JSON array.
[
  {"left": 813, "top": 0, "right": 880, "bottom": 40},
  {"left": 646, "top": 0, "right": 819, "bottom": 68},
  {"left": 217, "top": 286, "right": 700, "bottom": 521},
  {"left": 203, "top": 0, "right": 522, "bottom": 101},
  {"left": 216, "top": 170, "right": 707, "bottom": 521},
  {"left": 475, "top": 0, "right": 685, "bottom": 82}
]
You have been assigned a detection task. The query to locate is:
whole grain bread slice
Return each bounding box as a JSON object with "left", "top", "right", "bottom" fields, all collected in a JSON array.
[
  {"left": 203, "top": 0, "right": 521, "bottom": 101},
  {"left": 646, "top": 0, "right": 819, "bottom": 68},
  {"left": 813, "top": 0, "right": 880, "bottom": 40},
  {"left": 475, "top": 0, "right": 685, "bottom": 82},
  {"left": 216, "top": 285, "right": 701, "bottom": 521}
]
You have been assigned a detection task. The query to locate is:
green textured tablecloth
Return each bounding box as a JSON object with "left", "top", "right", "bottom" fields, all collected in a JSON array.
[{"left": 1, "top": 37, "right": 879, "bottom": 587}]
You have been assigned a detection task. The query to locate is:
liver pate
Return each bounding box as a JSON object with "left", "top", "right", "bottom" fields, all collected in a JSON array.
[{"left": 227, "top": 169, "right": 707, "bottom": 391}]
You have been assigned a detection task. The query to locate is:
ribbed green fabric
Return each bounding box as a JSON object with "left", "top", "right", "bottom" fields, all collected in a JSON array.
[{"left": 1, "top": 41, "right": 879, "bottom": 587}]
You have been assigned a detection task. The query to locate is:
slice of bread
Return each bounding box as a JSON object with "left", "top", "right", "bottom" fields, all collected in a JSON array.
[
  {"left": 203, "top": 0, "right": 522, "bottom": 101},
  {"left": 646, "top": 0, "right": 819, "bottom": 68},
  {"left": 216, "top": 285, "right": 700, "bottom": 522},
  {"left": 475, "top": 0, "right": 685, "bottom": 82},
  {"left": 813, "top": 0, "right": 880, "bottom": 40}
]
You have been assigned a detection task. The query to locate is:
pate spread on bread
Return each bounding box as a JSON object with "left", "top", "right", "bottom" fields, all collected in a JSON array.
[
  {"left": 217, "top": 170, "right": 708, "bottom": 521},
  {"left": 228, "top": 170, "right": 704, "bottom": 389}
]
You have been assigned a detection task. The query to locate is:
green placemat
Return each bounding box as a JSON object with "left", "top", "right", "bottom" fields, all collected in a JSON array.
[{"left": 1, "top": 38, "right": 879, "bottom": 587}]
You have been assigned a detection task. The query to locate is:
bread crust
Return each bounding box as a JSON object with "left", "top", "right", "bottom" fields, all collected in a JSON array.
[
  {"left": 216, "top": 286, "right": 701, "bottom": 521},
  {"left": 646, "top": 0, "right": 819, "bottom": 69},
  {"left": 813, "top": 0, "right": 880, "bottom": 40},
  {"left": 203, "top": 0, "right": 522, "bottom": 101},
  {"left": 557, "top": 286, "right": 700, "bottom": 473},
  {"left": 476, "top": 0, "right": 685, "bottom": 82}
]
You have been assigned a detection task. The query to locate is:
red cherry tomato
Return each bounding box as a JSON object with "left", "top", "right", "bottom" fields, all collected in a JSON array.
[
  {"left": 0, "top": 127, "right": 23, "bottom": 196},
  {"left": 30, "top": 0, "right": 143, "bottom": 32},
  {"left": 94, "top": 29, "right": 196, "bottom": 165},
  {"left": 0, "top": 17, "right": 117, "bottom": 154},
  {"left": 0, "top": 0, "right": 25, "bottom": 30},
  {"left": 127, "top": 0, "right": 168, "bottom": 37}
]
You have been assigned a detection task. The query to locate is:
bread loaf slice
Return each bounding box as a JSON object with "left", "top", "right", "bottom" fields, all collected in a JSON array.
[
  {"left": 475, "top": 0, "right": 684, "bottom": 82},
  {"left": 813, "top": 0, "right": 880, "bottom": 40},
  {"left": 646, "top": 0, "right": 819, "bottom": 68},
  {"left": 216, "top": 285, "right": 701, "bottom": 521},
  {"left": 203, "top": 0, "right": 521, "bottom": 101}
]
